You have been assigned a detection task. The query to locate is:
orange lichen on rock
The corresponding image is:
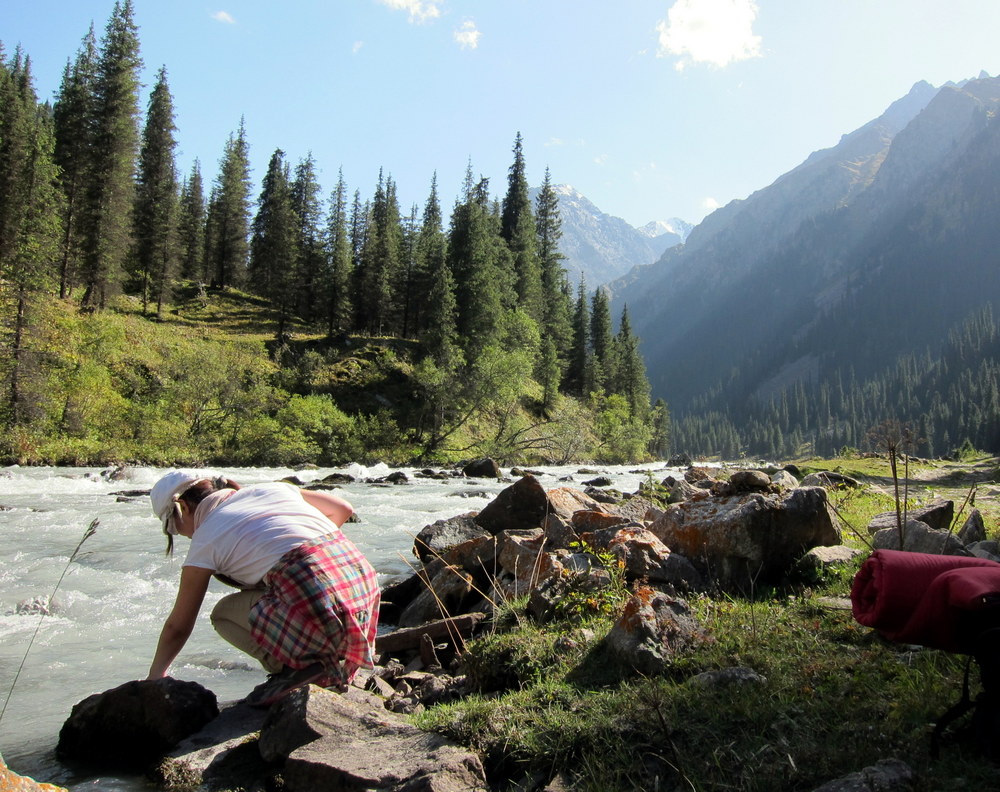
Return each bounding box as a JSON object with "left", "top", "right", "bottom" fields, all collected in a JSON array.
[{"left": 0, "top": 758, "right": 67, "bottom": 792}]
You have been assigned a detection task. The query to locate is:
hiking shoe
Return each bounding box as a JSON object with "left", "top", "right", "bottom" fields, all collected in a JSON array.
[{"left": 245, "top": 662, "right": 326, "bottom": 708}]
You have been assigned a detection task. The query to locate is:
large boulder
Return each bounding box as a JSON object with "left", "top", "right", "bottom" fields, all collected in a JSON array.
[
  {"left": 871, "top": 519, "right": 967, "bottom": 555},
  {"left": 604, "top": 589, "right": 710, "bottom": 675},
  {"left": 462, "top": 458, "right": 501, "bottom": 478},
  {"left": 868, "top": 499, "right": 953, "bottom": 534},
  {"left": 475, "top": 476, "right": 606, "bottom": 536},
  {"left": 475, "top": 475, "right": 550, "bottom": 534},
  {"left": 648, "top": 486, "right": 841, "bottom": 591},
  {"left": 57, "top": 678, "right": 218, "bottom": 771},
  {"left": 412, "top": 512, "right": 488, "bottom": 563},
  {"left": 581, "top": 525, "right": 703, "bottom": 590},
  {"left": 258, "top": 685, "right": 489, "bottom": 791}
]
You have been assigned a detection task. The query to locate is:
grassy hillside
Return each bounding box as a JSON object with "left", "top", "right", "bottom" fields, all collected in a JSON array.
[{"left": 1, "top": 287, "right": 651, "bottom": 467}]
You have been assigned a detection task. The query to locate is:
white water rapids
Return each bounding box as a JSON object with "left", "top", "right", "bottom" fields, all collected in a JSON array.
[{"left": 0, "top": 462, "right": 671, "bottom": 790}]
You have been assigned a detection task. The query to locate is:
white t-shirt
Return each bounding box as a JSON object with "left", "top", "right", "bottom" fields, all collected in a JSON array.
[{"left": 184, "top": 482, "right": 336, "bottom": 586}]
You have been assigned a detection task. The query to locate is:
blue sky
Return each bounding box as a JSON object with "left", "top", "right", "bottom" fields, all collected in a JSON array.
[{"left": 6, "top": 0, "right": 1000, "bottom": 228}]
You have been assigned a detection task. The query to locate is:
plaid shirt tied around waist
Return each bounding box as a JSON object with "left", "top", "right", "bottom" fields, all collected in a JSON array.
[{"left": 248, "top": 529, "right": 380, "bottom": 690}]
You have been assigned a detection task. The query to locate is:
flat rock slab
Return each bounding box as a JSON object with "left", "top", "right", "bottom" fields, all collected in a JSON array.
[
  {"left": 260, "top": 685, "right": 488, "bottom": 791},
  {"left": 157, "top": 700, "right": 271, "bottom": 790}
]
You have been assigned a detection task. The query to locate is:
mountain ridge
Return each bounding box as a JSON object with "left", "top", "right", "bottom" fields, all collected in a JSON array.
[{"left": 605, "top": 72, "right": 1000, "bottom": 450}]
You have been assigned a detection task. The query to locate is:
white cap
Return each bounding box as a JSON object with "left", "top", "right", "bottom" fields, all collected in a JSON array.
[{"left": 150, "top": 469, "right": 218, "bottom": 534}]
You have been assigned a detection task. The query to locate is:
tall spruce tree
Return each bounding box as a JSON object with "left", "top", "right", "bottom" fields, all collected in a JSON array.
[
  {"left": 535, "top": 167, "right": 572, "bottom": 356},
  {"left": 612, "top": 304, "right": 650, "bottom": 420},
  {"left": 52, "top": 26, "right": 97, "bottom": 299},
  {"left": 249, "top": 149, "right": 298, "bottom": 341},
  {"left": 399, "top": 203, "right": 420, "bottom": 339},
  {"left": 79, "top": 0, "right": 142, "bottom": 309},
  {"left": 0, "top": 49, "right": 63, "bottom": 425},
  {"left": 207, "top": 120, "right": 252, "bottom": 289},
  {"left": 357, "top": 170, "right": 402, "bottom": 336},
  {"left": 132, "top": 65, "right": 178, "bottom": 316},
  {"left": 500, "top": 132, "right": 543, "bottom": 323},
  {"left": 290, "top": 153, "right": 325, "bottom": 323},
  {"left": 324, "top": 168, "right": 353, "bottom": 337},
  {"left": 567, "top": 276, "right": 591, "bottom": 396},
  {"left": 177, "top": 160, "right": 206, "bottom": 281},
  {"left": 448, "top": 167, "right": 515, "bottom": 359},
  {"left": 590, "top": 286, "right": 614, "bottom": 390},
  {"left": 411, "top": 173, "right": 446, "bottom": 340}
]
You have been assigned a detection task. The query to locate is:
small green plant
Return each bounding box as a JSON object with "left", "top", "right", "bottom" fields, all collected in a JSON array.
[{"left": 551, "top": 541, "right": 629, "bottom": 620}]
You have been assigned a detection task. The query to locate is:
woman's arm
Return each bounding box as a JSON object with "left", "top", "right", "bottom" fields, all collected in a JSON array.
[
  {"left": 301, "top": 489, "right": 354, "bottom": 528},
  {"left": 147, "top": 565, "right": 214, "bottom": 679}
]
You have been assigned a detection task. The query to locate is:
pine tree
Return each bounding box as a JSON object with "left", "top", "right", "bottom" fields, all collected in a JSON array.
[
  {"left": 290, "top": 153, "right": 325, "bottom": 323},
  {"left": 79, "top": 0, "right": 142, "bottom": 309},
  {"left": 249, "top": 148, "right": 298, "bottom": 341},
  {"left": 567, "top": 276, "right": 591, "bottom": 396},
  {"left": 132, "top": 65, "right": 178, "bottom": 316},
  {"left": 0, "top": 50, "right": 63, "bottom": 425},
  {"left": 590, "top": 286, "right": 614, "bottom": 390},
  {"left": 399, "top": 203, "right": 420, "bottom": 338},
  {"left": 612, "top": 305, "right": 651, "bottom": 420},
  {"left": 535, "top": 167, "right": 572, "bottom": 356},
  {"left": 448, "top": 168, "right": 515, "bottom": 359},
  {"left": 411, "top": 173, "right": 446, "bottom": 340},
  {"left": 357, "top": 170, "right": 402, "bottom": 336},
  {"left": 52, "top": 25, "right": 97, "bottom": 299},
  {"left": 324, "top": 168, "right": 353, "bottom": 337},
  {"left": 207, "top": 120, "right": 252, "bottom": 289},
  {"left": 177, "top": 160, "right": 206, "bottom": 281},
  {"left": 500, "top": 132, "right": 543, "bottom": 323}
]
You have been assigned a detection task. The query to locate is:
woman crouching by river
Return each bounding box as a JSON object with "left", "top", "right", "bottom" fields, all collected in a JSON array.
[{"left": 146, "top": 470, "right": 380, "bottom": 707}]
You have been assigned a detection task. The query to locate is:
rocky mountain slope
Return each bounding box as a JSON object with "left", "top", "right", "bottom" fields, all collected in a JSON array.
[{"left": 607, "top": 73, "right": 1000, "bottom": 411}]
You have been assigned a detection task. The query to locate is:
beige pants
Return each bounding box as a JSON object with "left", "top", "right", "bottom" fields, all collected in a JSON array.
[{"left": 210, "top": 589, "right": 283, "bottom": 674}]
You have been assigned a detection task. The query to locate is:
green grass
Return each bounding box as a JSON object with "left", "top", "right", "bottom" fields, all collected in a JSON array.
[
  {"left": 414, "top": 466, "right": 1000, "bottom": 791},
  {"left": 418, "top": 585, "right": 1000, "bottom": 791}
]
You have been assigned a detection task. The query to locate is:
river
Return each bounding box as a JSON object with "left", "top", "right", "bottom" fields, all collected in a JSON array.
[{"left": 0, "top": 461, "right": 672, "bottom": 790}]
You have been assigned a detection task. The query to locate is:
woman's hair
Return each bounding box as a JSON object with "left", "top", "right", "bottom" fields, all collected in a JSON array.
[{"left": 164, "top": 476, "right": 241, "bottom": 556}]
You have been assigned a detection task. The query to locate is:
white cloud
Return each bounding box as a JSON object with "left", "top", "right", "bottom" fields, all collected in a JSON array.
[
  {"left": 454, "top": 20, "right": 481, "bottom": 50},
  {"left": 378, "top": 0, "right": 441, "bottom": 23},
  {"left": 594, "top": 154, "right": 609, "bottom": 166},
  {"left": 352, "top": 41, "right": 365, "bottom": 54},
  {"left": 211, "top": 10, "right": 235, "bottom": 24},
  {"left": 656, "top": 0, "right": 762, "bottom": 70},
  {"left": 703, "top": 196, "right": 721, "bottom": 211}
]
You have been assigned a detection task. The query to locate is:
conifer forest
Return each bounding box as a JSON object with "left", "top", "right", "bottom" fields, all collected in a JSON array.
[{"left": 0, "top": 1, "right": 664, "bottom": 466}]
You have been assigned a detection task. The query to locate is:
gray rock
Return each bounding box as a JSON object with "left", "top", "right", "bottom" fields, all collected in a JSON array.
[
  {"left": 582, "top": 525, "right": 703, "bottom": 589},
  {"left": 867, "top": 499, "right": 953, "bottom": 534},
  {"left": 728, "top": 470, "right": 773, "bottom": 493},
  {"left": 810, "top": 758, "right": 914, "bottom": 792},
  {"left": 604, "top": 591, "right": 710, "bottom": 676},
  {"left": 413, "top": 512, "right": 488, "bottom": 563},
  {"left": 157, "top": 701, "right": 271, "bottom": 791},
  {"left": 688, "top": 666, "right": 767, "bottom": 688},
  {"left": 649, "top": 486, "right": 841, "bottom": 591},
  {"left": 398, "top": 565, "right": 475, "bottom": 628},
  {"left": 800, "top": 471, "right": 861, "bottom": 489},
  {"left": 967, "top": 539, "right": 1000, "bottom": 562},
  {"left": 957, "top": 508, "right": 987, "bottom": 545},
  {"left": 770, "top": 470, "right": 799, "bottom": 489},
  {"left": 796, "top": 545, "right": 863, "bottom": 576},
  {"left": 871, "top": 519, "right": 968, "bottom": 555},
  {"left": 259, "top": 685, "right": 488, "bottom": 791},
  {"left": 58, "top": 678, "right": 218, "bottom": 771},
  {"left": 462, "top": 458, "right": 501, "bottom": 478}
]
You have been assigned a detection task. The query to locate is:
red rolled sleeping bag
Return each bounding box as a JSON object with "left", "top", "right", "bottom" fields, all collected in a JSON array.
[{"left": 851, "top": 549, "right": 1000, "bottom": 653}]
